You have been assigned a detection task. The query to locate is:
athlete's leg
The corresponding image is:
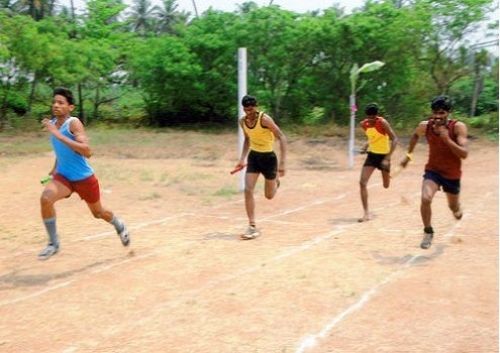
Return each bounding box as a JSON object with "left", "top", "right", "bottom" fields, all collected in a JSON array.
[
  {"left": 39, "top": 180, "right": 71, "bottom": 259},
  {"left": 420, "top": 178, "right": 440, "bottom": 228},
  {"left": 86, "top": 200, "right": 113, "bottom": 222},
  {"left": 381, "top": 168, "right": 391, "bottom": 188},
  {"left": 86, "top": 201, "right": 130, "bottom": 246},
  {"left": 446, "top": 192, "right": 463, "bottom": 219},
  {"left": 40, "top": 180, "right": 71, "bottom": 219},
  {"left": 244, "top": 172, "right": 260, "bottom": 226},
  {"left": 359, "top": 166, "right": 376, "bottom": 222},
  {"left": 264, "top": 177, "right": 279, "bottom": 199}
]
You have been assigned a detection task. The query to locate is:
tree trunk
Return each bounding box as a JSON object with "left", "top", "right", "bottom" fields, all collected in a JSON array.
[
  {"left": 93, "top": 85, "right": 100, "bottom": 121},
  {"left": 469, "top": 74, "right": 483, "bottom": 117},
  {"left": 78, "top": 84, "right": 86, "bottom": 124},
  {"left": 0, "top": 84, "right": 11, "bottom": 130},
  {"left": 28, "top": 72, "right": 38, "bottom": 112}
]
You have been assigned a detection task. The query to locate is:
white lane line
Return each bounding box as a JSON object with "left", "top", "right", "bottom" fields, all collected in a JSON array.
[
  {"left": 295, "top": 254, "right": 420, "bottom": 353},
  {"left": 83, "top": 213, "right": 194, "bottom": 240},
  {"left": 443, "top": 191, "right": 493, "bottom": 238},
  {"left": 72, "top": 225, "right": 350, "bottom": 351},
  {"left": 0, "top": 199, "right": 246, "bottom": 259},
  {"left": 262, "top": 193, "right": 347, "bottom": 222},
  {"left": 0, "top": 193, "right": 352, "bottom": 307},
  {"left": 0, "top": 280, "right": 74, "bottom": 307},
  {"left": 294, "top": 192, "right": 494, "bottom": 353}
]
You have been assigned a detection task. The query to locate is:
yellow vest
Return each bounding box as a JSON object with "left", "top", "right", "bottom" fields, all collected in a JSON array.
[
  {"left": 361, "top": 117, "right": 390, "bottom": 154},
  {"left": 242, "top": 112, "right": 274, "bottom": 153}
]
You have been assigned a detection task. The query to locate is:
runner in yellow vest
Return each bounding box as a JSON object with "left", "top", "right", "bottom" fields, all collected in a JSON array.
[
  {"left": 234, "top": 95, "right": 287, "bottom": 239},
  {"left": 358, "top": 103, "right": 398, "bottom": 222}
]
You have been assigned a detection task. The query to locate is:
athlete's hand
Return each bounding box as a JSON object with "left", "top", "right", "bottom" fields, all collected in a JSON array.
[
  {"left": 432, "top": 123, "right": 449, "bottom": 140},
  {"left": 278, "top": 166, "right": 286, "bottom": 177},
  {"left": 381, "top": 158, "right": 390, "bottom": 171},
  {"left": 400, "top": 156, "right": 410, "bottom": 168},
  {"left": 41, "top": 118, "right": 58, "bottom": 136}
]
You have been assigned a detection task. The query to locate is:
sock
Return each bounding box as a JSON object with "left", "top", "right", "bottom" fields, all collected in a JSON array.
[
  {"left": 424, "top": 226, "right": 434, "bottom": 234},
  {"left": 110, "top": 215, "right": 124, "bottom": 233},
  {"left": 43, "top": 217, "right": 59, "bottom": 247}
]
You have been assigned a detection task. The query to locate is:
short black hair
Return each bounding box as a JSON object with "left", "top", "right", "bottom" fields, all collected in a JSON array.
[
  {"left": 431, "top": 95, "right": 452, "bottom": 111},
  {"left": 242, "top": 95, "right": 257, "bottom": 107},
  {"left": 365, "top": 103, "right": 379, "bottom": 116},
  {"left": 53, "top": 87, "right": 75, "bottom": 105}
]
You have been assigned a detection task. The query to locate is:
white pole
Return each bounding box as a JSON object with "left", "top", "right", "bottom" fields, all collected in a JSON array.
[
  {"left": 348, "top": 94, "right": 356, "bottom": 169},
  {"left": 237, "top": 48, "right": 247, "bottom": 191}
]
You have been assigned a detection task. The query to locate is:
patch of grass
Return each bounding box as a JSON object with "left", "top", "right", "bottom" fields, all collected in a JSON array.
[
  {"left": 213, "top": 186, "right": 239, "bottom": 197},
  {"left": 138, "top": 192, "right": 162, "bottom": 201}
]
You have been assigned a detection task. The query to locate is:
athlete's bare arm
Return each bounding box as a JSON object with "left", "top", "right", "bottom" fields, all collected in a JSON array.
[
  {"left": 41, "top": 118, "right": 92, "bottom": 158},
  {"left": 435, "top": 121, "right": 468, "bottom": 159},
  {"left": 237, "top": 118, "right": 250, "bottom": 168},
  {"left": 401, "top": 121, "right": 427, "bottom": 167},
  {"left": 262, "top": 114, "right": 287, "bottom": 176}
]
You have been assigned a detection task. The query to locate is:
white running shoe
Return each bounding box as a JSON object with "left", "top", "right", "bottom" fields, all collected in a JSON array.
[
  {"left": 241, "top": 225, "right": 260, "bottom": 240},
  {"left": 38, "top": 244, "right": 59, "bottom": 260},
  {"left": 118, "top": 223, "right": 130, "bottom": 246}
]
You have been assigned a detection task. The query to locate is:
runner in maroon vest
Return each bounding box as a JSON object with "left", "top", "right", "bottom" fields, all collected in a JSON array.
[{"left": 400, "top": 96, "right": 468, "bottom": 249}]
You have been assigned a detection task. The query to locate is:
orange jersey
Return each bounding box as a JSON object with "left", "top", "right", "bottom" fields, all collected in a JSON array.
[
  {"left": 361, "top": 117, "right": 390, "bottom": 154},
  {"left": 425, "top": 119, "right": 461, "bottom": 179}
]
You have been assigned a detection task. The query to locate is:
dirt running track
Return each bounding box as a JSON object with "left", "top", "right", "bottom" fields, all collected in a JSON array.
[{"left": 0, "top": 131, "right": 497, "bottom": 353}]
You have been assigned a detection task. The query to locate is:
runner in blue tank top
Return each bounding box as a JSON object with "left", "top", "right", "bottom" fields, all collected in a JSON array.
[{"left": 38, "top": 87, "right": 130, "bottom": 260}]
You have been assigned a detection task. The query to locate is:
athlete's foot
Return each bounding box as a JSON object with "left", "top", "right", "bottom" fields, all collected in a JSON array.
[
  {"left": 453, "top": 207, "right": 463, "bottom": 220},
  {"left": 420, "top": 226, "right": 434, "bottom": 249},
  {"left": 358, "top": 214, "right": 370, "bottom": 222},
  {"left": 241, "top": 225, "right": 260, "bottom": 240},
  {"left": 38, "top": 243, "right": 59, "bottom": 260},
  {"left": 118, "top": 223, "right": 130, "bottom": 246}
]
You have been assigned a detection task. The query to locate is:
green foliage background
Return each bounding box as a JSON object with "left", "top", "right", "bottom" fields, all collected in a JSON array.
[{"left": 0, "top": 0, "right": 497, "bottom": 136}]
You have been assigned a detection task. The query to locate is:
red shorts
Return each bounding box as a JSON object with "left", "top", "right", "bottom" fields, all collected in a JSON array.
[{"left": 53, "top": 174, "right": 101, "bottom": 204}]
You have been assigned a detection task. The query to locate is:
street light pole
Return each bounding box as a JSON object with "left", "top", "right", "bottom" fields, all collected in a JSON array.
[
  {"left": 348, "top": 94, "right": 356, "bottom": 169},
  {"left": 348, "top": 61, "right": 385, "bottom": 169}
]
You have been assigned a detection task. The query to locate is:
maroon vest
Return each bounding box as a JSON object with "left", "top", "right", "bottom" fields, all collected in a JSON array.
[{"left": 425, "top": 119, "right": 461, "bottom": 179}]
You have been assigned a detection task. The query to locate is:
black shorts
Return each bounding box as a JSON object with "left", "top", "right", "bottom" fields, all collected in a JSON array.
[
  {"left": 247, "top": 150, "right": 278, "bottom": 180},
  {"left": 363, "top": 152, "right": 390, "bottom": 171},
  {"left": 423, "top": 170, "right": 461, "bottom": 195}
]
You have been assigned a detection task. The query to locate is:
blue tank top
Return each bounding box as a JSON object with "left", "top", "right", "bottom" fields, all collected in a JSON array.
[{"left": 51, "top": 117, "right": 94, "bottom": 181}]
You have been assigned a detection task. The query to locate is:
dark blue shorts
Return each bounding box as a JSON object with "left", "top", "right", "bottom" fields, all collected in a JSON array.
[{"left": 423, "top": 170, "right": 460, "bottom": 195}]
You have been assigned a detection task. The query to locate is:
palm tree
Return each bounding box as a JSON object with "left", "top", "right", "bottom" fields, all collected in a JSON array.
[
  {"left": 155, "top": 0, "right": 189, "bottom": 34},
  {"left": 7, "top": 0, "right": 54, "bottom": 20},
  {"left": 191, "top": 0, "right": 198, "bottom": 18},
  {"left": 128, "top": 0, "right": 158, "bottom": 36}
]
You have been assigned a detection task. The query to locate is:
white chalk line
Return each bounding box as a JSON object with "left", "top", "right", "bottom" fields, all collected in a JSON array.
[
  {"left": 68, "top": 226, "right": 350, "bottom": 351},
  {"left": 295, "top": 254, "right": 421, "bottom": 353},
  {"left": 0, "top": 280, "right": 74, "bottom": 307},
  {"left": 0, "top": 198, "right": 246, "bottom": 260},
  {"left": 83, "top": 212, "right": 194, "bottom": 240},
  {"left": 0, "top": 192, "right": 352, "bottom": 307},
  {"left": 294, "top": 192, "right": 494, "bottom": 353}
]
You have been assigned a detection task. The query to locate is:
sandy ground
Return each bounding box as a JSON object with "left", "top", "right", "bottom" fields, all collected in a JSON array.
[{"left": 0, "top": 130, "right": 497, "bottom": 353}]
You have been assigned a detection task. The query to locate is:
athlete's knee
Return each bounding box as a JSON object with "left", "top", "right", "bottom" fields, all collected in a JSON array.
[
  {"left": 40, "top": 191, "right": 55, "bottom": 207},
  {"left": 421, "top": 195, "right": 433, "bottom": 205},
  {"left": 359, "top": 179, "right": 368, "bottom": 188},
  {"left": 264, "top": 191, "right": 275, "bottom": 200}
]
